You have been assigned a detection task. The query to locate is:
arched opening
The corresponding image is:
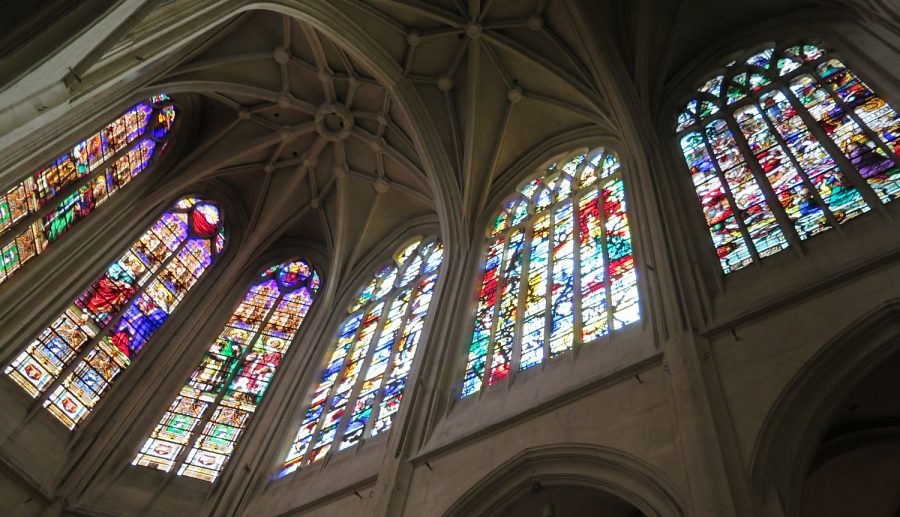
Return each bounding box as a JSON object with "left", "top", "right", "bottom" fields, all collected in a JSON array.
[
  {"left": 799, "top": 349, "right": 900, "bottom": 517},
  {"left": 444, "top": 445, "right": 684, "bottom": 517},
  {"left": 491, "top": 484, "right": 644, "bottom": 517},
  {"left": 751, "top": 301, "right": 900, "bottom": 517}
]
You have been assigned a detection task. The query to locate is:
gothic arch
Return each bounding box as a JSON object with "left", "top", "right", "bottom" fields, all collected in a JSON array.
[
  {"left": 97, "top": 2, "right": 459, "bottom": 250},
  {"left": 326, "top": 216, "right": 441, "bottom": 321},
  {"left": 0, "top": 93, "right": 201, "bottom": 297},
  {"left": 750, "top": 299, "right": 900, "bottom": 516},
  {"left": 59, "top": 239, "right": 330, "bottom": 504},
  {"left": 444, "top": 444, "right": 686, "bottom": 517},
  {"left": 656, "top": 16, "right": 900, "bottom": 288},
  {"left": 0, "top": 179, "right": 249, "bottom": 363},
  {"left": 484, "top": 129, "right": 623, "bottom": 221},
  {"left": 658, "top": 9, "right": 883, "bottom": 129}
]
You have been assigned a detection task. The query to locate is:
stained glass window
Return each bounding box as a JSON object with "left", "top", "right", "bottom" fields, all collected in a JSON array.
[
  {"left": 280, "top": 238, "right": 443, "bottom": 476},
  {"left": 4, "top": 196, "right": 225, "bottom": 429},
  {"left": 460, "top": 149, "right": 640, "bottom": 398},
  {"left": 676, "top": 42, "right": 900, "bottom": 273},
  {"left": 133, "top": 260, "right": 319, "bottom": 482},
  {"left": 0, "top": 95, "right": 177, "bottom": 285}
]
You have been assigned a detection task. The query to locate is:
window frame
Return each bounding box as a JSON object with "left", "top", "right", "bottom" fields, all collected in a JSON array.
[
  {"left": 277, "top": 236, "right": 444, "bottom": 477},
  {"left": 459, "top": 146, "right": 645, "bottom": 399},
  {"left": 674, "top": 40, "right": 900, "bottom": 275}
]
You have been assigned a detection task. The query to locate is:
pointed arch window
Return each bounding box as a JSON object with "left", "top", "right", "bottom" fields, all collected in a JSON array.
[
  {"left": 460, "top": 149, "right": 639, "bottom": 398},
  {"left": 4, "top": 196, "right": 226, "bottom": 429},
  {"left": 280, "top": 238, "right": 443, "bottom": 476},
  {"left": 676, "top": 42, "right": 900, "bottom": 273},
  {"left": 0, "top": 95, "right": 177, "bottom": 284},
  {"left": 134, "top": 260, "right": 320, "bottom": 482}
]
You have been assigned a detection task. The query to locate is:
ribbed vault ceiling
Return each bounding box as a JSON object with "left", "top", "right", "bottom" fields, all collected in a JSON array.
[
  {"left": 337, "top": 0, "right": 616, "bottom": 225},
  {"left": 103, "top": 0, "right": 629, "bottom": 273},
  {"left": 150, "top": 10, "right": 432, "bottom": 272},
  {"left": 1, "top": 0, "right": 891, "bottom": 274}
]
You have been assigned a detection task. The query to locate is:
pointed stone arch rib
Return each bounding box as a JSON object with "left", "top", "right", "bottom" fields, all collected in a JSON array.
[
  {"left": 444, "top": 443, "right": 686, "bottom": 517},
  {"left": 751, "top": 299, "right": 900, "bottom": 516}
]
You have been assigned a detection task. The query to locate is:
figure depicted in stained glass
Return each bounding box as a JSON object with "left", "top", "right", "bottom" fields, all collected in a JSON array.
[
  {"left": 676, "top": 42, "right": 900, "bottom": 273},
  {"left": 461, "top": 149, "right": 640, "bottom": 397},
  {"left": 279, "top": 239, "right": 443, "bottom": 477},
  {"left": 3, "top": 196, "right": 225, "bottom": 428},
  {"left": 134, "top": 259, "right": 319, "bottom": 482},
  {"left": 109, "top": 296, "right": 168, "bottom": 358},
  {"left": 0, "top": 95, "right": 176, "bottom": 285}
]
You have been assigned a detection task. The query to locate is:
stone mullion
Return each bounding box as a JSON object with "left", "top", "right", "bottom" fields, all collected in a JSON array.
[
  {"left": 693, "top": 129, "right": 762, "bottom": 264},
  {"left": 478, "top": 230, "right": 510, "bottom": 394},
  {"left": 26, "top": 231, "right": 192, "bottom": 425},
  {"left": 722, "top": 115, "right": 805, "bottom": 251},
  {"left": 295, "top": 297, "right": 369, "bottom": 466},
  {"left": 327, "top": 286, "right": 396, "bottom": 456},
  {"left": 572, "top": 182, "right": 584, "bottom": 349},
  {"left": 540, "top": 196, "right": 558, "bottom": 366},
  {"left": 778, "top": 80, "right": 887, "bottom": 211},
  {"left": 359, "top": 257, "right": 425, "bottom": 441},
  {"left": 300, "top": 301, "right": 372, "bottom": 466},
  {"left": 168, "top": 288, "right": 291, "bottom": 476},
  {"left": 509, "top": 214, "right": 534, "bottom": 377},
  {"left": 0, "top": 105, "right": 165, "bottom": 249},
  {"left": 751, "top": 98, "right": 844, "bottom": 231},
  {"left": 597, "top": 179, "right": 614, "bottom": 336},
  {"left": 810, "top": 62, "right": 900, "bottom": 169}
]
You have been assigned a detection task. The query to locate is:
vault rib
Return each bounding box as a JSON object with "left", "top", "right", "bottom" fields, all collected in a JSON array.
[
  {"left": 522, "top": 91, "right": 611, "bottom": 126},
  {"left": 461, "top": 37, "right": 481, "bottom": 219},
  {"left": 302, "top": 27, "right": 337, "bottom": 103},
  {"left": 349, "top": 127, "right": 428, "bottom": 184},
  {"left": 248, "top": 165, "right": 274, "bottom": 233},
  {"left": 481, "top": 42, "right": 513, "bottom": 89},
  {"left": 477, "top": 0, "right": 496, "bottom": 22},
  {"left": 366, "top": 0, "right": 465, "bottom": 27},
  {"left": 420, "top": 27, "right": 465, "bottom": 40},
  {"left": 482, "top": 31, "right": 602, "bottom": 111},
  {"left": 481, "top": 98, "right": 515, "bottom": 215},
  {"left": 467, "top": 0, "right": 480, "bottom": 19},
  {"left": 444, "top": 89, "right": 463, "bottom": 180},
  {"left": 346, "top": 184, "right": 383, "bottom": 268},
  {"left": 539, "top": 24, "right": 594, "bottom": 86},
  {"left": 448, "top": 39, "right": 472, "bottom": 78},
  {"left": 339, "top": 0, "right": 408, "bottom": 34},
  {"left": 169, "top": 51, "right": 274, "bottom": 75}
]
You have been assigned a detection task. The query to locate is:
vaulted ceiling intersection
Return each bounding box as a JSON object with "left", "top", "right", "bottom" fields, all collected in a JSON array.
[
  {"left": 153, "top": 10, "right": 433, "bottom": 271},
  {"left": 336, "top": 0, "right": 616, "bottom": 221}
]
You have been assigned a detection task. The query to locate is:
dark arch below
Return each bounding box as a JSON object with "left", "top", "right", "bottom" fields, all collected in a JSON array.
[
  {"left": 751, "top": 298, "right": 900, "bottom": 516},
  {"left": 443, "top": 444, "right": 686, "bottom": 517}
]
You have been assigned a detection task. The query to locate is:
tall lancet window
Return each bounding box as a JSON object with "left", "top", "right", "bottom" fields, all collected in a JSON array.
[
  {"left": 4, "top": 197, "right": 226, "bottom": 429},
  {"left": 460, "top": 149, "right": 640, "bottom": 398},
  {"left": 0, "top": 95, "right": 177, "bottom": 284},
  {"left": 134, "top": 260, "right": 320, "bottom": 482},
  {"left": 280, "top": 239, "right": 443, "bottom": 476},
  {"left": 676, "top": 42, "right": 900, "bottom": 273}
]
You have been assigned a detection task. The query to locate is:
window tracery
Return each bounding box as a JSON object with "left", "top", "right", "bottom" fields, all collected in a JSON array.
[
  {"left": 4, "top": 196, "right": 225, "bottom": 429},
  {"left": 134, "top": 260, "right": 319, "bottom": 482},
  {"left": 461, "top": 149, "right": 640, "bottom": 398},
  {"left": 280, "top": 238, "right": 442, "bottom": 476},
  {"left": 0, "top": 95, "right": 177, "bottom": 284},
  {"left": 677, "top": 43, "right": 900, "bottom": 273}
]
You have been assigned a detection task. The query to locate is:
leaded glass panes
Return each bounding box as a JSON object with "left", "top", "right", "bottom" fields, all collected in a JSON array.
[
  {"left": 134, "top": 260, "right": 319, "bottom": 482},
  {"left": 4, "top": 196, "right": 225, "bottom": 429},
  {"left": 0, "top": 95, "right": 178, "bottom": 284},
  {"left": 279, "top": 238, "right": 442, "bottom": 476},
  {"left": 676, "top": 42, "right": 900, "bottom": 273},
  {"left": 461, "top": 149, "right": 640, "bottom": 397}
]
